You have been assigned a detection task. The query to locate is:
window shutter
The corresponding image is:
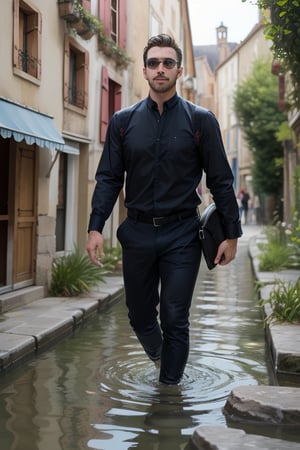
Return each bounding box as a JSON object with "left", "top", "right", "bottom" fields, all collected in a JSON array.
[
  {"left": 118, "top": 0, "right": 127, "bottom": 50},
  {"left": 99, "top": 0, "right": 110, "bottom": 37},
  {"left": 27, "top": 12, "right": 38, "bottom": 77},
  {"left": 84, "top": 51, "right": 89, "bottom": 111},
  {"left": 100, "top": 66, "right": 109, "bottom": 143},
  {"left": 13, "top": 1, "right": 19, "bottom": 69},
  {"left": 63, "top": 37, "right": 70, "bottom": 106},
  {"left": 37, "top": 12, "right": 42, "bottom": 79},
  {"left": 114, "top": 86, "right": 122, "bottom": 112}
]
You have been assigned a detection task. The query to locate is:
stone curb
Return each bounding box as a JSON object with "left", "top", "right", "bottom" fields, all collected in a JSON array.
[
  {"left": 192, "top": 425, "right": 300, "bottom": 450},
  {"left": 0, "top": 276, "right": 124, "bottom": 372},
  {"left": 249, "top": 235, "right": 300, "bottom": 376}
]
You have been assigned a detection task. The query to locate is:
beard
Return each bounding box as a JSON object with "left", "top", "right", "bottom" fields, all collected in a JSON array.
[{"left": 147, "top": 76, "right": 177, "bottom": 94}]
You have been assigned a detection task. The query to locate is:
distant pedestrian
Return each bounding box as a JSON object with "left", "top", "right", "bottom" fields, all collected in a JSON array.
[
  {"left": 86, "top": 34, "right": 242, "bottom": 385},
  {"left": 236, "top": 192, "right": 243, "bottom": 219},
  {"left": 241, "top": 190, "right": 250, "bottom": 224}
]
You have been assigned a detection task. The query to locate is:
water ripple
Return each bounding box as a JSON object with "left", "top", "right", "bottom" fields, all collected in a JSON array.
[{"left": 97, "top": 346, "right": 260, "bottom": 418}]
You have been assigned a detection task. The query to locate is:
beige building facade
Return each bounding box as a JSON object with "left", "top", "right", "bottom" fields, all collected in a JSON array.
[
  {"left": 216, "top": 22, "right": 272, "bottom": 198},
  {"left": 0, "top": 0, "right": 65, "bottom": 293}
]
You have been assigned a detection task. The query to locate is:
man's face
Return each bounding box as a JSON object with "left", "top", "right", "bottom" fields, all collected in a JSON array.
[{"left": 143, "top": 46, "right": 183, "bottom": 94}]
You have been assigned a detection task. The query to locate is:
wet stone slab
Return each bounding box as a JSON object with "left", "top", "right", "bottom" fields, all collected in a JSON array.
[
  {"left": 224, "top": 386, "right": 300, "bottom": 425},
  {"left": 0, "top": 333, "right": 36, "bottom": 370},
  {"left": 267, "top": 323, "right": 300, "bottom": 374},
  {"left": 192, "top": 425, "right": 300, "bottom": 450},
  {"left": 5, "top": 316, "right": 75, "bottom": 350}
]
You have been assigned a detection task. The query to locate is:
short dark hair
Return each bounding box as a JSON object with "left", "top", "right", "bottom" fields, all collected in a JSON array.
[{"left": 143, "top": 34, "right": 182, "bottom": 67}]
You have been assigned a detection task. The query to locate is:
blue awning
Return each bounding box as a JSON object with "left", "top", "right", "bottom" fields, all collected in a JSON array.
[{"left": 0, "top": 97, "right": 65, "bottom": 151}]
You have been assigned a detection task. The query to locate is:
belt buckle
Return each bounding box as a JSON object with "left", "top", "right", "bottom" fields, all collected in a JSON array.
[{"left": 153, "top": 216, "right": 163, "bottom": 227}]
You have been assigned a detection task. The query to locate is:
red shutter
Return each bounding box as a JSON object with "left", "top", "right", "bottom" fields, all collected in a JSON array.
[
  {"left": 99, "top": 0, "right": 110, "bottom": 37},
  {"left": 84, "top": 51, "right": 89, "bottom": 112},
  {"left": 100, "top": 66, "right": 109, "bottom": 143},
  {"left": 63, "top": 37, "right": 70, "bottom": 106},
  {"left": 114, "top": 85, "right": 122, "bottom": 112},
  {"left": 118, "top": 0, "right": 127, "bottom": 50},
  {"left": 37, "top": 12, "right": 42, "bottom": 80}
]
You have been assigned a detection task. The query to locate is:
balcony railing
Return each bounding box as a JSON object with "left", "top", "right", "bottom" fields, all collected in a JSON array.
[{"left": 68, "top": 86, "right": 85, "bottom": 109}]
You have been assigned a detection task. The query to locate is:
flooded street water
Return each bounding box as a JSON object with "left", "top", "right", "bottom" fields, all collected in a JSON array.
[{"left": 0, "top": 234, "right": 271, "bottom": 449}]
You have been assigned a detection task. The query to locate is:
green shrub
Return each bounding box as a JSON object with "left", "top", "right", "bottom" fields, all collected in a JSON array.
[
  {"left": 258, "top": 241, "right": 293, "bottom": 271},
  {"left": 50, "top": 245, "right": 109, "bottom": 297},
  {"left": 258, "top": 222, "right": 300, "bottom": 271},
  {"left": 261, "top": 279, "right": 300, "bottom": 324}
]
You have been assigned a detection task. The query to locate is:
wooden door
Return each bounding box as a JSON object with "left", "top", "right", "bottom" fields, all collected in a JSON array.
[
  {"left": 0, "top": 138, "right": 10, "bottom": 287},
  {"left": 13, "top": 143, "right": 38, "bottom": 285}
]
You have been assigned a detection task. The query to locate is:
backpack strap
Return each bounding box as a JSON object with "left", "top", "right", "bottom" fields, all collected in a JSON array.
[
  {"left": 180, "top": 99, "right": 204, "bottom": 148},
  {"left": 192, "top": 106, "right": 203, "bottom": 148},
  {"left": 117, "top": 99, "right": 144, "bottom": 142},
  {"left": 118, "top": 109, "right": 132, "bottom": 142}
]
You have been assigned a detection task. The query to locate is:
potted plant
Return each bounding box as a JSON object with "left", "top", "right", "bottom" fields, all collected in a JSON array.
[
  {"left": 72, "top": 16, "right": 91, "bottom": 36},
  {"left": 58, "top": 0, "right": 80, "bottom": 23},
  {"left": 71, "top": 4, "right": 102, "bottom": 40},
  {"left": 98, "top": 37, "right": 113, "bottom": 55}
]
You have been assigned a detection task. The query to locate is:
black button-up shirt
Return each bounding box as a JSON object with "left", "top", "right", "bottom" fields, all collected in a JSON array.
[{"left": 88, "top": 93, "right": 242, "bottom": 239}]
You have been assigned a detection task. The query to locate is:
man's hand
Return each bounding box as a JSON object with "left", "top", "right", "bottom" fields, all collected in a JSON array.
[
  {"left": 86, "top": 231, "right": 105, "bottom": 267},
  {"left": 214, "top": 238, "right": 238, "bottom": 266}
]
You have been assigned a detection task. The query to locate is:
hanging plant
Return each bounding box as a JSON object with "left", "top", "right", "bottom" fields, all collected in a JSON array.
[
  {"left": 58, "top": 0, "right": 80, "bottom": 22},
  {"left": 58, "top": 1, "right": 132, "bottom": 65},
  {"left": 74, "top": 1, "right": 132, "bottom": 66}
]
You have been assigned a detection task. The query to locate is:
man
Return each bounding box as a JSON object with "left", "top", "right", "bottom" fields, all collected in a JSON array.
[{"left": 87, "top": 34, "right": 242, "bottom": 385}]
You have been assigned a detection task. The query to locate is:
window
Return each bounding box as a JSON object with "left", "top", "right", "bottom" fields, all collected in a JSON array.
[
  {"left": 110, "top": 0, "right": 118, "bottom": 43},
  {"left": 99, "top": 0, "right": 126, "bottom": 49},
  {"left": 55, "top": 148, "right": 79, "bottom": 254},
  {"left": 13, "top": 0, "right": 41, "bottom": 81},
  {"left": 100, "top": 66, "right": 121, "bottom": 142},
  {"left": 56, "top": 153, "right": 67, "bottom": 252},
  {"left": 68, "top": 47, "right": 85, "bottom": 108},
  {"left": 64, "top": 36, "right": 89, "bottom": 113}
]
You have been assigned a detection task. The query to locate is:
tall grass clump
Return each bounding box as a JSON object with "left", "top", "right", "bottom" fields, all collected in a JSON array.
[
  {"left": 261, "top": 279, "right": 300, "bottom": 324},
  {"left": 50, "top": 244, "right": 113, "bottom": 297},
  {"left": 258, "top": 216, "right": 300, "bottom": 271}
]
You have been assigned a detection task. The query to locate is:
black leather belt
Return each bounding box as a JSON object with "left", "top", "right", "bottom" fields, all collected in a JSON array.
[{"left": 127, "top": 209, "right": 197, "bottom": 227}]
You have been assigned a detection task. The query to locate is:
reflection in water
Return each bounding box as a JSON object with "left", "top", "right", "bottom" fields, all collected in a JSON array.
[{"left": 0, "top": 239, "right": 278, "bottom": 449}]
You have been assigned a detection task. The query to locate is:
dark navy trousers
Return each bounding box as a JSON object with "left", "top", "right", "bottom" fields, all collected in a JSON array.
[{"left": 117, "top": 214, "right": 201, "bottom": 385}]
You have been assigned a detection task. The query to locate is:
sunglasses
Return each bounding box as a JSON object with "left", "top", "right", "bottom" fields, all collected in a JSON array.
[{"left": 145, "top": 58, "right": 179, "bottom": 69}]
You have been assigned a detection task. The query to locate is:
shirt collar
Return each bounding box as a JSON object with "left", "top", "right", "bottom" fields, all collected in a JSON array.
[{"left": 147, "top": 93, "right": 179, "bottom": 111}]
